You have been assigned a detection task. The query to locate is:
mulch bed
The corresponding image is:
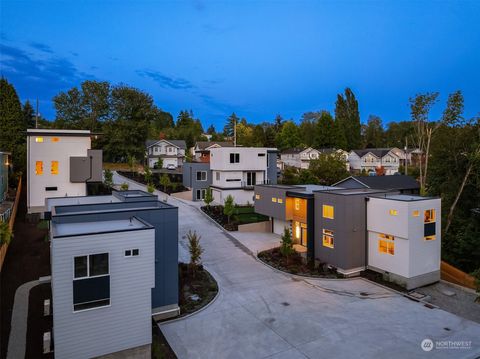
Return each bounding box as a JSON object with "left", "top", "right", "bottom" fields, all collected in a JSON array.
[
  {"left": 360, "top": 269, "right": 407, "bottom": 293},
  {"left": 258, "top": 247, "right": 343, "bottom": 278},
  {"left": 1, "top": 181, "right": 51, "bottom": 359},
  {"left": 26, "top": 283, "right": 53, "bottom": 359},
  {"left": 118, "top": 171, "right": 187, "bottom": 194},
  {"left": 201, "top": 205, "right": 238, "bottom": 231},
  {"left": 152, "top": 320, "right": 177, "bottom": 359},
  {"left": 201, "top": 205, "right": 268, "bottom": 231}
]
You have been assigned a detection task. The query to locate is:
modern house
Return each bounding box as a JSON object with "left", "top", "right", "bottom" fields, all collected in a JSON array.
[
  {"left": 210, "top": 147, "right": 278, "bottom": 205},
  {"left": 280, "top": 147, "right": 320, "bottom": 169},
  {"left": 182, "top": 162, "right": 211, "bottom": 201},
  {"left": 46, "top": 190, "right": 179, "bottom": 358},
  {"left": 348, "top": 149, "right": 400, "bottom": 175},
  {"left": 334, "top": 175, "right": 420, "bottom": 194},
  {"left": 367, "top": 194, "right": 441, "bottom": 289},
  {"left": 191, "top": 141, "right": 234, "bottom": 163},
  {"left": 0, "top": 151, "right": 12, "bottom": 222},
  {"left": 26, "top": 129, "right": 102, "bottom": 214},
  {"left": 146, "top": 139, "right": 186, "bottom": 169}
]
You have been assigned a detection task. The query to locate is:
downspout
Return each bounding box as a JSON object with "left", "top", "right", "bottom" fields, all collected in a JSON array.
[{"left": 365, "top": 197, "right": 370, "bottom": 270}]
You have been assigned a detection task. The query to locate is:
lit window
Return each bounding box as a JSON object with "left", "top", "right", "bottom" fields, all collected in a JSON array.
[
  {"left": 294, "top": 198, "right": 300, "bottom": 210},
  {"left": 278, "top": 198, "right": 283, "bottom": 204},
  {"left": 51, "top": 137, "right": 60, "bottom": 142},
  {"left": 378, "top": 233, "right": 395, "bottom": 255},
  {"left": 255, "top": 194, "right": 260, "bottom": 200},
  {"left": 35, "top": 137, "right": 44, "bottom": 143},
  {"left": 424, "top": 235, "right": 436, "bottom": 241},
  {"left": 389, "top": 209, "right": 398, "bottom": 216},
  {"left": 413, "top": 210, "right": 419, "bottom": 217},
  {"left": 51, "top": 161, "right": 59, "bottom": 175},
  {"left": 272, "top": 197, "right": 277, "bottom": 203},
  {"left": 35, "top": 161, "right": 43, "bottom": 175},
  {"left": 424, "top": 209, "right": 435, "bottom": 223},
  {"left": 322, "top": 229, "right": 334, "bottom": 248},
  {"left": 322, "top": 205, "right": 334, "bottom": 219}
]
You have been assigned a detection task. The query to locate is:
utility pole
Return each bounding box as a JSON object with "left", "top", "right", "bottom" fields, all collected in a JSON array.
[
  {"left": 35, "top": 98, "right": 39, "bottom": 129},
  {"left": 233, "top": 117, "right": 237, "bottom": 147},
  {"left": 404, "top": 137, "right": 408, "bottom": 176}
]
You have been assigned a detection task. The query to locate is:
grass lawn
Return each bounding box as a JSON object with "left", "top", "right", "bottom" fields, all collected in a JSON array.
[{"left": 234, "top": 212, "right": 269, "bottom": 224}]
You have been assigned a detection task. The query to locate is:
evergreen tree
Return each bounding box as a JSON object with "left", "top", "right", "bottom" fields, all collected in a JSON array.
[
  {"left": 22, "top": 100, "right": 35, "bottom": 128},
  {"left": 335, "top": 88, "right": 361, "bottom": 150},
  {"left": 314, "top": 111, "right": 336, "bottom": 148},
  {"left": 363, "top": 115, "right": 385, "bottom": 148},
  {"left": 206, "top": 124, "right": 216, "bottom": 134},
  {"left": 224, "top": 113, "right": 239, "bottom": 137},
  {"left": 275, "top": 120, "right": 301, "bottom": 150}
]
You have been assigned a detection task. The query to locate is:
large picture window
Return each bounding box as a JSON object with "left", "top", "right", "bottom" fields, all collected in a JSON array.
[
  {"left": 322, "top": 205, "right": 334, "bottom": 219},
  {"left": 73, "top": 253, "right": 110, "bottom": 311}
]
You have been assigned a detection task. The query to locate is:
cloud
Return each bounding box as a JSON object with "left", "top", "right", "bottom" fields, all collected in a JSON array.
[
  {"left": 137, "top": 69, "right": 195, "bottom": 90},
  {"left": 192, "top": 0, "right": 206, "bottom": 12},
  {"left": 29, "top": 41, "right": 54, "bottom": 53}
]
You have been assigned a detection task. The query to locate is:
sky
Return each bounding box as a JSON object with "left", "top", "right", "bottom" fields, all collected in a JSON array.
[{"left": 1, "top": 0, "right": 479, "bottom": 130}]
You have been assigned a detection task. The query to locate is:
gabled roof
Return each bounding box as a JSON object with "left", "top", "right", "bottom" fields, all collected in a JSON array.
[
  {"left": 195, "top": 141, "right": 234, "bottom": 150},
  {"left": 146, "top": 139, "right": 186, "bottom": 149},
  {"left": 281, "top": 147, "right": 306, "bottom": 155},
  {"left": 351, "top": 148, "right": 397, "bottom": 158},
  {"left": 333, "top": 175, "right": 420, "bottom": 190}
]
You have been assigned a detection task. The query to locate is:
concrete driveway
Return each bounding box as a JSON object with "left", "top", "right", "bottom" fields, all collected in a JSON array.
[{"left": 113, "top": 173, "right": 480, "bottom": 359}]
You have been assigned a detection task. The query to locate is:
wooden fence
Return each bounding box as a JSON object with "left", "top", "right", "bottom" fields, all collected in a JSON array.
[
  {"left": 0, "top": 176, "right": 22, "bottom": 271},
  {"left": 441, "top": 260, "right": 476, "bottom": 290}
]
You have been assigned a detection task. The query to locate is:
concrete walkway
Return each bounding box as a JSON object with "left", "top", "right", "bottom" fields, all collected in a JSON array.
[
  {"left": 114, "top": 172, "right": 480, "bottom": 359},
  {"left": 7, "top": 280, "right": 41, "bottom": 359}
]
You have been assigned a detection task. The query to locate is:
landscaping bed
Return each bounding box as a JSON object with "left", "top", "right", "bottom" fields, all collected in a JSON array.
[
  {"left": 258, "top": 247, "right": 343, "bottom": 278},
  {"left": 118, "top": 171, "right": 187, "bottom": 194},
  {"left": 201, "top": 205, "right": 269, "bottom": 231}
]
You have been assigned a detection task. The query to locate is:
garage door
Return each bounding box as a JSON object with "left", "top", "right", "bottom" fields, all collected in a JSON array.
[{"left": 273, "top": 219, "right": 289, "bottom": 235}]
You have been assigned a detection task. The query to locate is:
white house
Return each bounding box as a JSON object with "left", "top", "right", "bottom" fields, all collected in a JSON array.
[
  {"left": 367, "top": 194, "right": 441, "bottom": 289},
  {"left": 146, "top": 139, "right": 186, "bottom": 169},
  {"left": 318, "top": 148, "right": 350, "bottom": 171},
  {"left": 50, "top": 216, "right": 155, "bottom": 358},
  {"left": 26, "top": 129, "right": 102, "bottom": 214},
  {"left": 191, "top": 141, "right": 234, "bottom": 163},
  {"left": 210, "top": 147, "right": 278, "bottom": 205},
  {"left": 348, "top": 149, "right": 400, "bottom": 175},
  {"left": 280, "top": 147, "right": 320, "bottom": 170}
]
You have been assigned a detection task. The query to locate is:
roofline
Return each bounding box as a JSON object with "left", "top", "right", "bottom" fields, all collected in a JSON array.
[
  {"left": 146, "top": 139, "right": 184, "bottom": 149},
  {"left": 368, "top": 195, "right": 441, "bottom": 202},
  {"left": 26, "top": 130, "right": 99, "bottom": 137},
  {"left": 332, "top": 176, "right": 369, "bottom": 188}
]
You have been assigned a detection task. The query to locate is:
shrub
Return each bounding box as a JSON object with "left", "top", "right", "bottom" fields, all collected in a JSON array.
[
  {"left": 103, "top": 169, "right": 113, "bottom": 188},
  {"left": 204, "top": 188, "right": 213, "bottom": 208},
  {"left": 223, "top": 195, "right": 235, "bottom": 224},
  {"left": 279, "top": 227, "right": 294, "bottom": 264},
  {"left": 147, "top": 183, "right": 155, "bottom": 194},
  {"left": 160, "top": 174, "right": 171, "bottom": 192},
  {"left": 120, "top": 182, "right": 129, "bottom": 191},
  {"left": 187, "top": 230, "right": 204, "bottom": 278}
]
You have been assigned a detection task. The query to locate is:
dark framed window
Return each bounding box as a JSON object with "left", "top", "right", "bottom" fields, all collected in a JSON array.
[
  {"left": 125, "top": 249, "right": 140, "bottom": 257},
  {"left": 229, "top": 153, "right": 240, "bottom": 163},
  {"left": 196, "top": 171, "right": 207, "bottom": 181}
]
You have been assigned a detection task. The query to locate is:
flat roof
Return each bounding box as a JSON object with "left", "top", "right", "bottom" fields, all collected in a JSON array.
[
  {"left": 114, "top": 190, "right": 153, "bottom": 198},
  {"left": 315, "top": 188, "right": 387, "bottom": 196},
  {"left": 27, "top": 129, "right": 93, "bottom": 137},
  {"left": 52, "top": 200, "right": 174, "bottom": 217},
  {"left": 255, "top": 184, "right": 300, "bottom": 190},
  {"left": 46, "top": 195, "right": 121, "bottom": 212},
  {"left": 52, "top": 217, "right": 152, "bottom": 238},
  {"left": 370, "top": 194, "right": 438, "bottom": 202},
  {"left": 291, "top": 185, "right": 336, "bottom": 194}
]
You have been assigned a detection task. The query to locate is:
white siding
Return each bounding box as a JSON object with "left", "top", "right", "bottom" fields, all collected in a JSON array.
[
  {"left": 51, "top": 229, "right": 154, "bottom": 359},
  {"left": 211, "top": 188, "right": 255, "bottom": 205}
]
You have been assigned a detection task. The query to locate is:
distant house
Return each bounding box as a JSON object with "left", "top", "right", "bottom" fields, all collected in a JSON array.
[
  {"left": 348, "top": 149, "right": 400, "bottom": 175},
  {"left": 334, "top": 175, "right": 420, "bottom": 194},
  {"left": 0, "top": 151, "right": 12, "bottom": 222},
  {"left": 146, "top": 139, "right": 186, "bottom": 169},
  {"left": 191, "top": 141, "right": 234, "bottom": 163},
  {"left": 389, "top": 147, "right": 423, "bottom": 168},
  {"left": 318, "top": 148, "right": 350, "bottom": 171},
  {"left": 280, "top": 147, "right": 320, "bottom": 170}
]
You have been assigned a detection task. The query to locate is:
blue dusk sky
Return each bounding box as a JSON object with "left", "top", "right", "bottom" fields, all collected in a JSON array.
[{"left": 1, "top": 0, "right": 479, "bottom": 129}]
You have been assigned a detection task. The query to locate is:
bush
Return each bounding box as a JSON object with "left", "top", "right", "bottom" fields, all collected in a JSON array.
[
  {"left": 0, "top": 221, "right": 13, "bottom": 246},
  {"left": 120, "top": 182, "right": 129, "bottom": 191}
]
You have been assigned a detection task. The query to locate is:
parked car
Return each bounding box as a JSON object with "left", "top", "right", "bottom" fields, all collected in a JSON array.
[{"left": 166, "top": 164, "right": 176, "bottom": 170}]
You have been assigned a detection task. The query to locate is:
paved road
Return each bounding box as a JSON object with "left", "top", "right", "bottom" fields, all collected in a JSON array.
[{"left": 114, "top": 173, "right": 480, "bottom": 359}]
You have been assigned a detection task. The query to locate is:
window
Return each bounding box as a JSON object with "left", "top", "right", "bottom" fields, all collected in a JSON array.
[
  {"left": 255, "top": 194, "right": 261, "bottom": 200},
  {"left": 378, "top": 233, "right": 394, "bottom": 255},
  {"left": 35, "top": 161, "right": 43, "bottom": 175},
  {"left": 412, "top": 210, "right": 420, "bottom": 217},
  {"left": 196, "top": 171, "right": 207, "bottom": 181},
  {"left": 294, "top": 198, "right": 300, "bottom": 211},
  {"left": 229, "top": 153, "right": 240, "bottom": 163},
  {"left": 226, "top": 179, "right": 241, "bottom": 182},
  {"left": 196, "top": 189, "right": 206, "bottom": 200},
  {"left": 272, "top": 197, "right": 277, "bottom": 203},
  {"left": 278, "top": 198, "right": 283, "bottom": 204},
  {"left": 322, "top": 229, "right": 334, "bottom": 248},
  {"left": 389, "top": 209, "right": 398, "bottom": 216},
  {"left": 51, "top": 137, "right": 60, "bottom": 142},
  {"left": 322, "top": 205, "right": 334, "bottom": 219},
  {"left": 216, "top": 172, "right": 220, "bottom": 181},
  {"left": 73, "top": 253, "right": 110, "bottom": 311},
  {"left": 51, "top": 161, "right": 59, "bottom": 175},
  {"left": 35, "top": 137, "right": 44, "bottom": 143},
  {"left": 424, "top": 235, "right": 436, "bottom": 241},
  {"left": 125, "top": 249, "right": 140, "bottom": 257},
  {"left": 424, "top": 209, "right": 435, "bottom": 223},
  {"left": 258, "top": 153, "right": 265, "bottom": 157}
]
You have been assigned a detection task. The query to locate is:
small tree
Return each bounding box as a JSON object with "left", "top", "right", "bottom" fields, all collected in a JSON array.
[
  {"left": 187, "top": 230, "right": 204, "bottom": 278},
  {"left": 156, "top": 158, "right": 163, "bottom": 169},
  {"left": 147, "top": 183, "right": 155, "bottom": 194},
  {"left": 223, "top": 195, "right": 235, "bottom": 224},
  {"left": 120, "top": 182, "right": 129, "bottom": 191},
  {"left": 0, "top": 222, "right": 13, "bottom": 246},
  {"left": 279, "top": 227, "right": 294, "bottom": 265},
  {"left": 144, "top": 165, "right": 152, "bottom": 184},
  {"left": 203, "top": 188, "right": 213, "bottom": 208},
  {"left": 127, "top": 154, "right": 137, "bottom": 173},
  {"left": 159, "top": 173, "right": 171, "bottom": 193},
  {"left": 103, "top": 169, "right": 113, "bottom": 188}
]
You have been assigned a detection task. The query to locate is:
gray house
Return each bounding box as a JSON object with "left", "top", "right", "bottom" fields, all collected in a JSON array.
[{"left": 183, "top": 162, "right": 211, "bottom": 201}]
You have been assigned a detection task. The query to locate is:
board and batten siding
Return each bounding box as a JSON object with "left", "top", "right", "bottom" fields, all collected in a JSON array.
[{"left": 51, "top": 229, "right": 154, "bottom": 359}]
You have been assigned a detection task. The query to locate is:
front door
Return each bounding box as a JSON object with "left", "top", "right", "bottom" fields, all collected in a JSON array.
[
  {"left": 300, "top": 225, "right": 307, "bottom": 247},
  {"left": 247, "top": 172, "right": 256, "bottom": 186}
]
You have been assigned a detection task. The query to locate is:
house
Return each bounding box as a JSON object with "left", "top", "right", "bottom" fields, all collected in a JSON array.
[
  {"left": 0, "top": 151, "right": 12, "bottom": 222},
  {"left": 254, "top": 184, "right": 441, "bottom": 288},
  {"left": 146, "top": 139, "right": 186, "bottom": 169},
  {"left": 348, "top": 148, "right": 400, "bottom": 175},
  {"left": 191, "top": 141, "right": 234, "bottom": 163},
  {"left": 367, "top": 194, "right": 441, "bottom": 289},
  {"left": 46, "top": 190, "right": 179, "bottom": 358},
  {"left": 26, "top": 129, "right": 102, "bottom": 214},
  {"left": 390, "top": 147, "right": 423, "bottom": 168},
  {"left": 280, "top": 147, "right": 320, "bottom": 169},
  {"left": 334, "top": 175, "right": 420, "bottom": 194},
  {"left": 318, "top": 148, "right": 350, "bottom": 171},
  {"left": 183, "top": 162, "right": 211, "bottom": 201},
  {"left": 210, "top": 147, "right": 278, "bottom": 205}
]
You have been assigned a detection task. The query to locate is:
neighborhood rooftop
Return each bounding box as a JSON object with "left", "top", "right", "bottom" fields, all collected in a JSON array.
[
  {"left": 51, "top": 217, "right": 152, "bottom": 238},
  {"left": 145, "top": 139, "right": 186, "bottom": 149},
  {"left": 335, "top": 175, "right": 420, "bottom": 190}
]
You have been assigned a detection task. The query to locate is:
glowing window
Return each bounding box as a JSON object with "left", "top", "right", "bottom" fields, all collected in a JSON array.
[
  {"left": 255, "top": 194, "right": 260, "bottom": 200},
  {"left": 35, "top": 161, "right": 43, "bottom": 175},
  {"left": 412, "top": 210, "right": 419, "bottom": 217},
  {"left": 322, "top": 205, "right": 334, "bottom": 219},
  {"left": 378, "top": 233, "right": 395, "bottom": 255},
  {"left": 424, "top": 235, "right": 436, "bottom": 241},
  {"left": 272, "top": 197, "right": 277, "bottom": 203},
  {"left": 51, "top": 161, "right": 59, "bottom": 175},
  {"left": 389, "top": 209, "right": 398, "bottom": 216},
  {"left": 424, "top": 209, "right": 435, "bottom": 223},
  {"left": 322, "top": 229, "right": 334, "bottom": 248},
  {"left": 51, "top": 137, "right": 60, "bottom": 142},
  {"left": 277, "top": 198, "right": 283, "bottom": 204},
  {"left": 294, "top": 198, "right": 300, "bottom": 210},
  {"left": 35, "top": 137, "right": 44, "bottom": 143}
]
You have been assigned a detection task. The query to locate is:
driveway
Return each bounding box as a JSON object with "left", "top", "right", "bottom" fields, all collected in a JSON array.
[{"left": 114, "top": 173, "right": 480, "bottom": 359}]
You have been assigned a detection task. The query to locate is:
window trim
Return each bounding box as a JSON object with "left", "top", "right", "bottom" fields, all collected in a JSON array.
[{"left": 196, "top": 170, "right": 207, "bottom": 181}]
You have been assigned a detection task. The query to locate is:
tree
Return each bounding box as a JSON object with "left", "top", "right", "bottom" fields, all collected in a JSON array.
[
  {"left": 363, "top": 115, "right": 385, "bottom": 148},
  {"left": 279, "top": 227, "right": 294, "bottom": 265},
  {"left": 156, "top": 158, "right": 163, "bottom": 169},
  {"left": 313, "top": 111, "right": 336, "bottom": 149},
  {"left": 281, "top": 166, "right": 300, "bottom": 185},
  {"left": 0, "top": 78, "right": 25, "bottom": 173},
  {"left": 127, "top": 154, "right": 137, "bottom": 173},
  {"left": 187, "top": 230, "right": 204, "bottom": 278},
  {"left": 298, "top": 169, "right": 318, "bottom": 184},
  {"left": 104, "top": 169, "right": 113, "bottom": 188},
  {"left": 160, "top": 174, "right": 171, "bottom": 192},
  {"left": 147, "top": 183, "right": 155, "bottom": 194},
  {"left": 223, "top": 195, "right": 235, "bottom": 224},
  {"left": 275, "top": 120, "right": 301, "bottom": 150},
  {"left": 224, "top": 113, "right": 239, "bottom": 137},
  {"left": 206, "top": 124, "right": 216, "bottom": 134},
  {"left": 22, "top": 100, "right": 35, "bottom": 128},
  {"left": 309, "top": 153, "right": 349, "bottom": 185},
  {"left": 144, "top": 165, "right": 153, "bottom": 184},
  {"left": 203, "top": 188, "right": 213, "bottom": 208},
  {"left": 335, "top": 88, "right": 361, "bottom": 150}
]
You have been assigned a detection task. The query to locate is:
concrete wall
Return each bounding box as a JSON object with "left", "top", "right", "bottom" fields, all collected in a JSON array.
[
  {"left": 51, "top": 229, "right": 154, "bottom": 359},
  {"left": 211, "top": 188, "right": 255, "bottom": 205},
  {"left": 238, "top": 220, "right": 271, "bottom": 233}
]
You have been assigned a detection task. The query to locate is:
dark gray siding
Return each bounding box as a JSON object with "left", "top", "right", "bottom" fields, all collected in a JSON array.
[
  {"left": 254, "top": 185, "right": 289, "bottom": 220},
  {"left": 182, "top": 162, "right": 211, "bottom": 200},
  {"left": 267, "top": 152, "right": 278, "bottom": 184},
  {"left": 334, "top": 178, "right": 364, "bottom": 189}
]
